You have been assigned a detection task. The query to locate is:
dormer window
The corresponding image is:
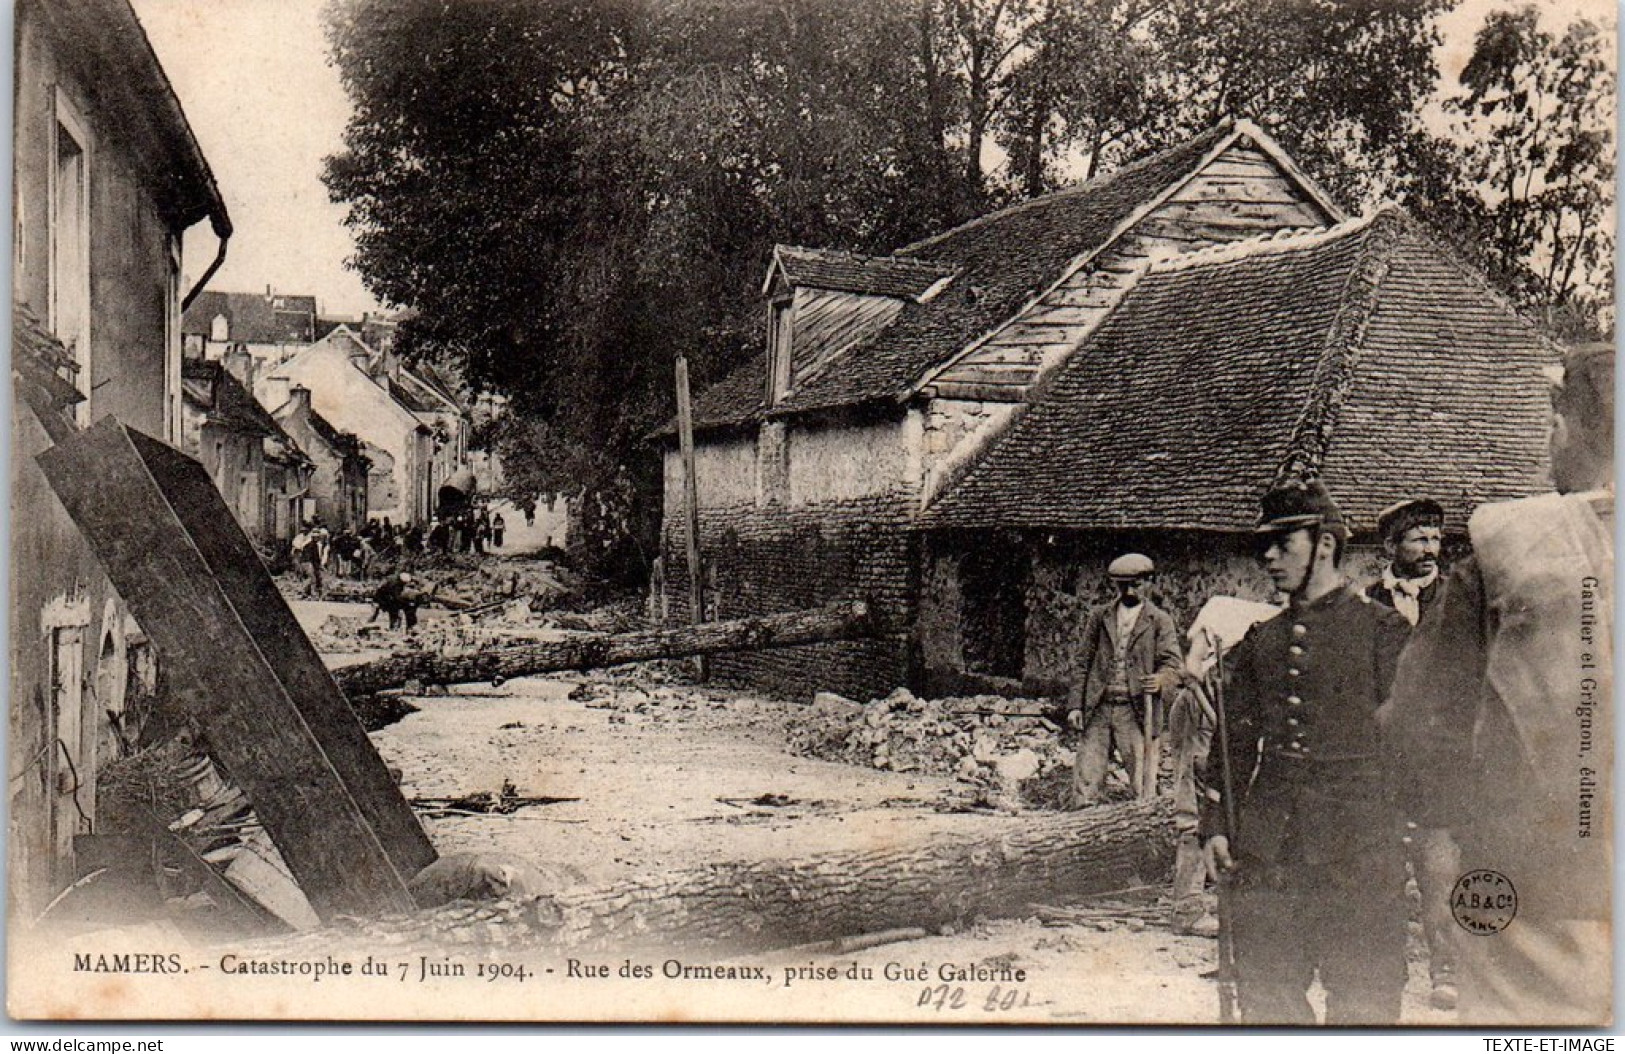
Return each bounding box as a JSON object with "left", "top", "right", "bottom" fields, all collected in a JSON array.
[{"left": 765, "top": 293, "right": 793, "bottom": 405}]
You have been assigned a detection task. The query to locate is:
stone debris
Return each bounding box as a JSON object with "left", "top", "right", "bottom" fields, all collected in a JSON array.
[{"left": 785, "top": 687, "right": 1074, "bottom": 810}]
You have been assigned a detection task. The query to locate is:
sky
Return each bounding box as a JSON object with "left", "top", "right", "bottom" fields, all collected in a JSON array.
[
  {"left": 132, "top": 0, "right": 381, "bottom": 318},
  {"left": 131, "top": 0, "right": 1614, "bottom": 321}
]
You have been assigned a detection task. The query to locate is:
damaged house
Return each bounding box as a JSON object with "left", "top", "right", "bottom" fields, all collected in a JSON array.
[
  {"left": 659, "top": 120, "right": 1557, "bottom": 701},
  {"left": 10, "top": 0, "right": 231, "bottom": 911}
]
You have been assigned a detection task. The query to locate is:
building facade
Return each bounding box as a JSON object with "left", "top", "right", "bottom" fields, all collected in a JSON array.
[{"left": 10, "top": 0, "right": 230, "bottom": 911}]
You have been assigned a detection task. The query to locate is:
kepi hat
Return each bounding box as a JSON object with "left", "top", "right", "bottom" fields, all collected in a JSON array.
[{"left": 1255, "top": 479, "right": 1348, "bottom": 539}]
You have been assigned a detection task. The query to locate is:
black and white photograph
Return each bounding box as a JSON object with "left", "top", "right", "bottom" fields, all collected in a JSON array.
[{"left": 6, "top": 0, "right": 1615, "bottom": 1026}]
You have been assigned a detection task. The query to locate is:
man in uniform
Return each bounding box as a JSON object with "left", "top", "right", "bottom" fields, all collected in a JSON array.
[
  {"left": 1365, "top": 498, "right": 1446, "bottom": 626},
  {"left": 1379, "top": 344, "right": 1613, "bottom": 1025},
  {"left": 1066, "top": 553, "right": 1182, "bottom": 807},
  {"left": 1204, "top": 480, "right": 1412, "bottom": 1024},
  {"left": 1365, "top": 496, "right": 1458, "bottom": 1010}
]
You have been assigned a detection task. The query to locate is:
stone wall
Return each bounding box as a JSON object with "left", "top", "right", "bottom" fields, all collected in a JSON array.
[
  {"left": 661, "top": 414, "right": 919, "bottom": 701},
  {"left": 922, "top": 530, "right": 1280, "bottom": 697}
]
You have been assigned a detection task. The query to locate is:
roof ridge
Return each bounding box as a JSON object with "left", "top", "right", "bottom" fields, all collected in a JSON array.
[
  {"left": 1272, "top": 208, "right": 1410, "bottom": 485},
  {"left": 895, "top": 119, "right": 1237, "bottom": 257},
  {"left": 1148, "top": 208, "right": 1389, "bottom": 274},
  {"left": 776, "top": 244, "right": 950, "bottom": 269}
]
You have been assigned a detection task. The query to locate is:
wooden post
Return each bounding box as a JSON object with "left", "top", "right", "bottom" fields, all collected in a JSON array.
[{"left": 674, "top": 354, "right": 707, "bottom": 680}]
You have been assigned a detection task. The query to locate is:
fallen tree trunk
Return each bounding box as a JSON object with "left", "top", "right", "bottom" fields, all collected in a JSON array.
[
  {"left": 230, "top": 796, "right": 1177, "bottom": 955},
  {"left": 531, "top": 796, "right": 1176, "bottom": 951},
  {"left": 333, "top": 601, "right": 877, "bottom": 697}
]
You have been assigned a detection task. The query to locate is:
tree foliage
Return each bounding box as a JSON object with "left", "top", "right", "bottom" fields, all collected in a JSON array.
[{"left": 322, "top": 0, "right": 1612, "bottom": 575}]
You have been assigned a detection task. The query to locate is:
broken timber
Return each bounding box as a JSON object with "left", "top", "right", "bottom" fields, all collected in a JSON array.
[
  {"left": 332, "top": 600, "right": 877, "bottom": 697},
  {"left": 37, "top": 419, "right": 436, "bottom": 921}
]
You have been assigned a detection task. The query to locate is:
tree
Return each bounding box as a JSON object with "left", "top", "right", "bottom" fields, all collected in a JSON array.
[
  {"left": 1447, "top": 6, "right": 1614, "bottom": 336},
  {"left": 323, "top": 0, "right": 1546, "bottom": 577}
]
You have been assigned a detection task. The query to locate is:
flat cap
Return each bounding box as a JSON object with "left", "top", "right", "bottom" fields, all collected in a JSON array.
[{"left": 1107, "top": 552, "right": 1155, "bottom": 578}]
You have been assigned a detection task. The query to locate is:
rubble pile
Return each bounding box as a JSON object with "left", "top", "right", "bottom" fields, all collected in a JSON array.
[
  {"left": 786, "top": 688, "right": 1075, "bottom": 810},
  {"left": 309, "top": 613, "right": 533, "bottom": 655}
]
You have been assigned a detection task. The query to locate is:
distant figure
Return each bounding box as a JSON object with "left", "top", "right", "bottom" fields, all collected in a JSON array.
[
  {"left": 373, "top": 572, "right": 423, "bottom": 631},
  {"left": 523, "top": 499, "right": 536, "bottom": 528},
  {"left": 297, "top": 522, "right": 325, "bottom": 596},
  {"left": 491, "top": 512, "right": 505, "bottom": 549}
]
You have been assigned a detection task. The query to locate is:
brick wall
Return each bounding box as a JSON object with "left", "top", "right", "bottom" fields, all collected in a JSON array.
[{"left": 661, "top": 491, "right": 918, "bottom": 701}]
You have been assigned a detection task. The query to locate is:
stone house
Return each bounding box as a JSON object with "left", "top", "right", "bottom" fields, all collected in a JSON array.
[
  {"left": 659, "top": 120, "right": 1341, "bottom": 699},
  {"left": 661, "top": 120, "right": 1555, "bottom": 702},
  {"left": 10, "top": 0, "right": 230, "bottom": 910},
  {"left": 921, "top": 207, "right": 1558, "bottom": 695},
  {"left": 264, "top": 329, "right": 437, "bottom": 525},
  {"left": 267, "top": 383, "right": 371, "bottom": 533},
  {"left": 181, "top": 287, "right": 318, "bottom": 370},
  {"left": 179, "top": 358, "right": 312, "bottom": 548}
]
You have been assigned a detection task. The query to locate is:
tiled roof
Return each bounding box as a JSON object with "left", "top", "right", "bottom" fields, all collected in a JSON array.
[
  {"left": 183, "top": 359, "right": 290, "bottom": 442},
  {"left": 771, "top": 246, "right": 955, "bottom": 301},
  {"left": 922, "top": 208, "right": 1559, "bottom": 534},
  {"left": 182, "top": 290, "right": 316, "bottom": 344},
  {"left": 680, "top": 121, "right": 1240, "bottom": 434}
]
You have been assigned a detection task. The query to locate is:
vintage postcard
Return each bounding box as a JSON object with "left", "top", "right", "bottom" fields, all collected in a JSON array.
[{"left": 7, "top": 0, "right": 1616, "bottom": 1026}]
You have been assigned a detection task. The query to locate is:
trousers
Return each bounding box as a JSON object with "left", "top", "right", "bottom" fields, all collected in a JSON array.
[
  {"left": 1071, "top": 700, "right": 1142, "bottom": 806},
  {"left": 1225, "top": 845, "right": 1408, "bottom": 1024}
]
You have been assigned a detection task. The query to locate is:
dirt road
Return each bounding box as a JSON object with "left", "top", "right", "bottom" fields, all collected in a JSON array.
[{"left": 295, "top": 599, "right": 1454, "bottom": 1025}]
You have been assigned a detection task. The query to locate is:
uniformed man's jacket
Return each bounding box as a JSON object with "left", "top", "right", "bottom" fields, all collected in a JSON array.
[
  {"left": 1204, "top": 585, "right": 1411, "bottom": 865},
  {"left": 1070, "top": 600, "right": 1182, "bottom": 716}
]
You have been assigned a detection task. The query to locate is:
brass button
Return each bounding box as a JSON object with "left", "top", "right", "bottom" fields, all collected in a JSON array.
[
  {"left": 1292, "top": 624, "right": 1308, "bottom": 638},
  {"left": 1287, "top": 695, "right": 1302, "bottom": 706},
  {"left": 1289, "top": 645, "right": 1304, "bottom": 657},
  {"left": 1287, "top": 718, "right": 1300, "bottom": 727},
  {"left": 1287, "top": 668, "right": 1301, "bottom": 678}
]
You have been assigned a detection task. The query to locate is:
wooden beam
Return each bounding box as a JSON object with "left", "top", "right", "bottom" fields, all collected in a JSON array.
[
  {"left": 37, "top": 419, "right": 434, "bottom": 921},
  {"left": 674, "top": 353, "right": 707, "bottom": 680}
]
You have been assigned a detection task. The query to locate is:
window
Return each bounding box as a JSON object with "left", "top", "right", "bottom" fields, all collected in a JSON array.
[
  {"left": 49, "top": 90, "right": 91, "bottom": 425},
  {"left": 210, "top": 314, "right": 229, "bottom": 342},
  {"left": 765, "top": 295, "right": 793, "bottom": 405}
]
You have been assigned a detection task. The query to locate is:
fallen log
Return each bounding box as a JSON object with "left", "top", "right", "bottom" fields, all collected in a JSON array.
[
  {"left": 227, "top": 796, "right": 1177, "bottom": 955},
  {"left": 333, "top": 601, "right": 877, "bottom": 697},
  {"left": 530, "top": 795, "right": 1176, "bottom": 951}
]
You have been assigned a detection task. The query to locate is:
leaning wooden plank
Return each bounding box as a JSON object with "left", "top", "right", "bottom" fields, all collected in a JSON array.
[
  {"left": 333, "top": 600, "right": 877, "bottom": 696},
  {"left": 37, "top": 418, "right": 435, "bottom": 920}
]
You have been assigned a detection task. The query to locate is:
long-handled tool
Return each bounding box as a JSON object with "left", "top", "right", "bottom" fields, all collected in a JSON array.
[
  {"left": 1139, "top": 690, "right": 1160, "bottom": 797},
  {"left": 1210, "top": 634, "right": 1241, "bottom": 1023}
]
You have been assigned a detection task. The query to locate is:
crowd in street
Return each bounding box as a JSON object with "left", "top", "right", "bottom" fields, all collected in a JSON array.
[
  {"left": 289, "top": 504, "right": 510, "bottom": 595},
  {"left": 1070, "top": 343, "right": 1613, "bottom": 1026}
]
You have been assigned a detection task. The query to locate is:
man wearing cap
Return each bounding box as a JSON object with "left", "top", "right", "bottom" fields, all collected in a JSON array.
[
  {"left": 1066, "top": 553, "right": 1182, "bottom": 807},
  {"left": 1365, "top": 496, "right": 1458, "bottom": 1011},
  {"left": 1366, "top": 498, "right": 1446, "bottom": 626},
  {"left": 1379, "top": 344, "right": 1613, "bottom": 1025},
  {"left": 1203, "top": 480, "right": 1412, "bottom": 1024}
]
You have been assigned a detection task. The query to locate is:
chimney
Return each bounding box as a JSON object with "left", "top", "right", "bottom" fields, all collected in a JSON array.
[
  {"left": 261, "top": 375, "right": 292, "bottom": 410},
  {"left": 223, "top": 344, "right": 255, "bottom": 392},
  {"left": 288, "top": 385, "right": 313, "bottom": 417}
]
